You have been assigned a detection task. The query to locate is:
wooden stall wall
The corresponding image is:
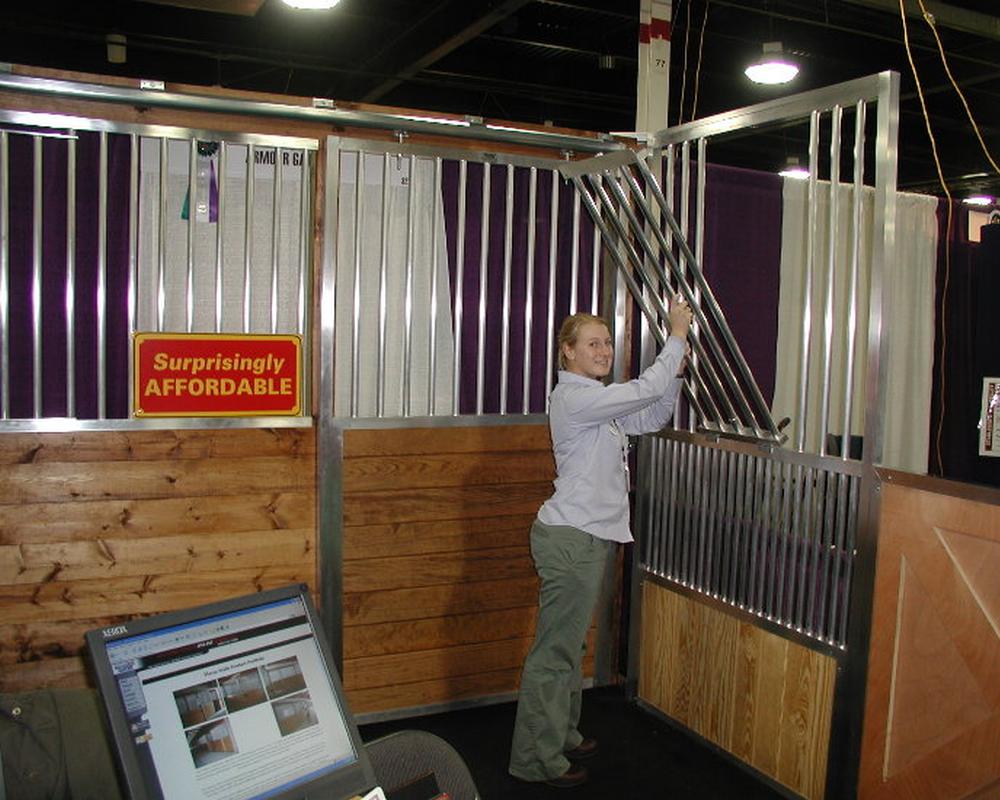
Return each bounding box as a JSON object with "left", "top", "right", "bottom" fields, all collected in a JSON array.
[
  {"left": 638, "top": 581, "right": 836, "bottom": 800},
  {"left": 859, "top": 473, "right": 1000, "bottom": 800},
  {"left": 340, "top": 423, "right": 593, "bottom": 716},
  {"left": 0, "top": 427, "right": 316, "bottom": 692}
]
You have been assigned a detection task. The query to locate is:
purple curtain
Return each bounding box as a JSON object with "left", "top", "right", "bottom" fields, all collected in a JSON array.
[
  {"left": 4, "top": 127, "right": 132, "bottom": 419},
  {"left": 442, "top": 162, "right": 597, "bottom": 414}
]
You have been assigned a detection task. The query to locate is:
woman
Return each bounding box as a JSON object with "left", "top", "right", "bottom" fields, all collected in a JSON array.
[{"left": 508, "top": 298, "right": 692, "bottom": 788}]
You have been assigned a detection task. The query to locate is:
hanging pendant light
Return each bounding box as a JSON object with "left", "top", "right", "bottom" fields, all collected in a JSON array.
[
  {"left": 281, "top": 0, "right": 341, "bottom": 9},
  {"left": 745, "top": 42, "right": 799, "bottom": 85}
]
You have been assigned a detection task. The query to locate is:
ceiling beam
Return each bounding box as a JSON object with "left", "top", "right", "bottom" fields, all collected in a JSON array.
[
  {"left": 841, "top": 0, "right": 1000, "bottom": 41},
  {"left": 362, "top": 0, "right": 536, "bottom": 103}
]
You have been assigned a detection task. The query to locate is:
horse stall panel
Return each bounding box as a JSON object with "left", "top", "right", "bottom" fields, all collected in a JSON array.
[
  {"left": 0, "top": 427, "right": 316, "bottom": 692},
  {"left": 859, "top": 475, "right": 1000, "bottom": 800},
  {"left": 639, "top": 580, "right": 836, "bottom": 800},
  {"left": 339, "top": 423, "right": 595, "bottom": 716}
]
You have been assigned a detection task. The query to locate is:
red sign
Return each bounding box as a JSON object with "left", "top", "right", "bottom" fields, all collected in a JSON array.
[{"left": 134, "top": 334, "right": 301, "bottom": 417}]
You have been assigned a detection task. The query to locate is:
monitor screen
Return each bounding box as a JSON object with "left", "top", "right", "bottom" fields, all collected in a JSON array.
[{"left": 86, "top": 584, "right": 376, "bottom": 800}]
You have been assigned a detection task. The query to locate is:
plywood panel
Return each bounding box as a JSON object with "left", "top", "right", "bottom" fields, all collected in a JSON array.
[
  {"left": 639, "top": 581, "right": 835, "bottom": 800},
  {"left": 343, "top": 546, "right": 534, "bottom": 592},
  {"left": 343, "top": 514, "right": 535, "bottom": 560},
  {"left": 344, "top": 425, "right": 552, "bottom": 458},
  {"left": 859, "top": 478, "right": 1000, "bottom": 800},
  {"left": 344, "top": 450, "right": 555, "bottom": 492}
]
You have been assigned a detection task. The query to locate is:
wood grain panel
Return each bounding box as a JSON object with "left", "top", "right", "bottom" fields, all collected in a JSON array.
[
  {"left": 343, "top": 546, "right": 533, "bottom": 593},
  {"left": 343, "top": 514, "right": 535, "bottom": 560},
  {"left": 0, "top": 492, "right": 313, "bottom": 545},
  {"left": 639, "top": 581, "right": 835, "bottom": 800},
  {"left": 343, "top": 425, "right": 552, "bottom": 458},
  {"left": 343, "top": 576, "right": 539, "bottom": 627},
  {"left": 859, "top": 479, "right": 1000, "bottom": 800},
  {"left": 340, "top": 424, "right": 563, "bottom": 716},
  {"left": 0, "top": 428, "right": 314, "bottom": 465},
  {"left": 344, "top": 451, "right": 555, "bottom": 492},
  {"left": 0, "top": 456, "right": 312, "bottom": 504},
  {"left": 342, "top": 482, "right": 553, "bottom": 527},
  {"left": 0, "top": 428, "right": 317, "bottom": 692},
  {"left": 343, "top": 607, "right": 537, "bottom": 658}
]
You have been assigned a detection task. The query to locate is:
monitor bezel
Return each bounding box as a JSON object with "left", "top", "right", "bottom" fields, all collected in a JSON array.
[{"left": 86, "top": 583, "right": 377, "bottom": 800}]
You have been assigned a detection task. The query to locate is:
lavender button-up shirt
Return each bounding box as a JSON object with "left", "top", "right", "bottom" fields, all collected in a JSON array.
[{"left": 536, "top": 335, "right": 686, "bottom": 543}]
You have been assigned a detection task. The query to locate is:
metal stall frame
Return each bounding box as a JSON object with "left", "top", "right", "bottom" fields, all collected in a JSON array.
[
  {"left": 317, "top": 134, "right": 627, "bottom": 678},
  {"left": 626, "top": 72, "right": 899, "bottom": 800}
]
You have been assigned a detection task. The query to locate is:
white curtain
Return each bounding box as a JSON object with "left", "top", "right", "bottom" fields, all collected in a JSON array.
[
  {"left": 773, "top": 180, "right": 938, "bottom": 473},
  {"left": 334, "top": 152, "right": 455, "bottom": 418}
]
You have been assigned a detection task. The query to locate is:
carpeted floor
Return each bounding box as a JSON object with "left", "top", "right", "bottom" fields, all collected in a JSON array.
[{"left": 360, "top": 685, "right": 785, "bottom": 800}]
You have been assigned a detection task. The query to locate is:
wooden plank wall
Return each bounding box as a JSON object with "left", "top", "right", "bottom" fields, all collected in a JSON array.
[
  {"left": 639, "top": 580, "right": 836, "bottom": 800},
  {"left": 859, "top": 475, "right": 1000, "bottom": 800},
  {"left": 0, "top": 428, "right": 316, "bottom": 692},
  {"left": 340, "top": 424, "right": 587, "bottom": 716}
]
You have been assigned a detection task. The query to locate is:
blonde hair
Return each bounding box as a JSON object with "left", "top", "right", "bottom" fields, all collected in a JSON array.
[{"left": 557, "top": 313, "right": 610, "bottom": 370}]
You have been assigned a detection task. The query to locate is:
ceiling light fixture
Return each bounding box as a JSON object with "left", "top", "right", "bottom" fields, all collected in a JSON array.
[
  {"left": 962, "top": 195, "right": 995, "bottom": 206},
  {"left": 281, "top": 0, "right": 341, "bottom": 9},
  {"left": 745, "top": 42, "right": 799, "bottom": 85},
  {"left": 778, "top": 157, "right": 810, "bottom": 180}
]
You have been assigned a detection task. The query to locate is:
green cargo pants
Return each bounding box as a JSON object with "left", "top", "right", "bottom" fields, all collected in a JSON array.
[{"left": 508, "top": 519, "right": 612, "bottom": 781}]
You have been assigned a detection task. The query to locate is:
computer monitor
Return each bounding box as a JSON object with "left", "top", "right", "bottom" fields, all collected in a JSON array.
[{"left": 86, "top": 584, "right": 377, "bottom": 800}]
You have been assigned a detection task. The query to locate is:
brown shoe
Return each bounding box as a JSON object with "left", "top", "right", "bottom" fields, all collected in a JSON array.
[
  {"left": 564, "top": 737, "right": 599, "bottom": 760},
  {"left": 545, "top": 764, "right": 589, "bottom": 788}
]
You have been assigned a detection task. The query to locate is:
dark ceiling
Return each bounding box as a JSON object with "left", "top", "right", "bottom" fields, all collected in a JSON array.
[{"left": 2, "top": 0, "right": 999, "bottom": 197}]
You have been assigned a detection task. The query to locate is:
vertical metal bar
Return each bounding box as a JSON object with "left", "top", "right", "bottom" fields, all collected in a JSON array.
[
  {"left": 591, "top": 217, "right": 600, "bottom": 314},
  {"left": 97, "top": 131, "right": 108, "bottom": 419},
  {"left": 97, "top": 133, "right": 108, "bottom": 419},
  {"left": 476, "top": 163, "right": 491, "bottom": 415},
  {"left": 0, "top": 131, "right": 8, "bottom": 419},
  {"left": 351, "top": 151, "right": 364, "bottom": 417},
  {"left": 842, "top": 100, "right": 867, "bottom": 457},
  {"left": 679, "top": 141, "right": 690, "bottom": 282},
  {"left": 186, "top": 138, "right": 196, "bottom": 333},
  {"left": 644, "top": 437, "right": 661, "bottom": 573},
  {"left": 126, "top": 134, "right": 139, "bottom": 418},
  {"left": 545, "top": 170, "right": 559, "bottom": 399},
  {"left": 215, "top": 142, "right": 226, "bottom": 333},
  {"left": 377, "top": 153, "right": 391, "bottom": 417},
  {"left": 157, "top": 138, "right": 168, "bottom": 332},
  {"left": 500, "top": 164, "right": 514, "bottom": 415},
  {"left": 838, "top": 474, "right": 860, "bottom": 646},
  {"left": 402, "top": 154, "right": 416, "bottom": 416},
  {"left": 743, "top": 456, "right": 760, "bottom": 609},
  {"left": 774, "top": 460, "right": 794, "bottom": 621},
  {"left": 785, "top": 462, "right": 805, "bottom": 622},
  {"left": 795, "top": 467, "right": 816, "bottom": 629},
  {"left": 32, "top": 137, "right": 43, "bottom": 417},
  {"left": 694, "top": 445, "right": 708, "bottom": 590},
  {"left": 756, "top": 457, "right": 775, "bottom": 612},
  {"left": 66, "top": 135, "right": 77, "bottom": 418},
  {"left": 665, "top": 438, "right": 680, "bottom": 580},
  {"left": 429, "top": 157, "right": 443, "bottom": 415},
  {"left": 522, "top": 167, "right": 537, "bottom": 413},
  {"left": 679, "top": 442, "right": 694, "bottom": 585},
  {"left": 451, "top": 160, "right": 467, "bottom": 414},
  {"left": 270, "top": 147, "right": 283, "bottom": 335},
  {"left": 817, "top": 468, "right": 839, "bottom": 640},
  {"left": 297, "top": 150, "right": 309, "bottom": 339},
  {"left": 805, "top": 470, "right": 827, "bottom": 634},
  {"left": 727, "top": 453, "right": 745, "bottom": 600},
  {"left": 708, "top": 447, "right": 723, "bottom": 595},
  {"left": 657, "top": 441, "right": 672, "bottom": 576},
  {"left": 718, "top": 449, "right": 735, "bottom": 600},
  {"left": 819, "top": 106, "right": 843, "bottom": 455},
  {"left": 242, "top": 144, "right": 256, "bottom": 333},
  {"left": 828, "top": 471, "right": 850, "bottom": 643},
  {"left": 694, "top": 136, "right": 706, "bottom": 326},
  {"left": 796, "top": 111, "right": 822, "bottom": 451},
  {"left": 569, "top": 188, "right": 581, "bottom": 314},
  {"left": 318, "top": 135, "right": 344, "bottom": 665}
]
